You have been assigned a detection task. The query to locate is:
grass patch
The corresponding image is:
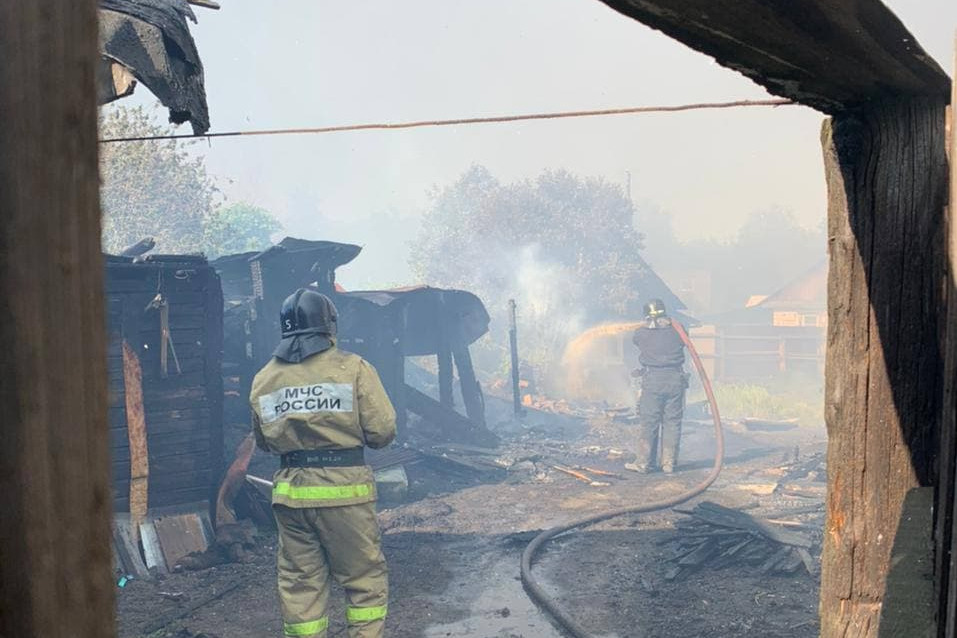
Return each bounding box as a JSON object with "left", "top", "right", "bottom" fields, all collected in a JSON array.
[{"left": 690, "top": 382, "right": 823, "bottom": 428}]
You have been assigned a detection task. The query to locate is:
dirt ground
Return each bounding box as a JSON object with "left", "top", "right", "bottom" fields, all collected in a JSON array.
[{"left": 116, "top": 405, "right": 826, "bottom": 638}]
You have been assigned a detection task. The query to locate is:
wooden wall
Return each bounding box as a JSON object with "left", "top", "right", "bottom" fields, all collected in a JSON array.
[{"left": 106, "top": 258, "right": 223, "bottom": 513}]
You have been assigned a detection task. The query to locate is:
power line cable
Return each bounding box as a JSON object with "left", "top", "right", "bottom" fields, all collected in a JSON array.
[{"left": 99, "top": 98, "right": 795, "bottom": 143}]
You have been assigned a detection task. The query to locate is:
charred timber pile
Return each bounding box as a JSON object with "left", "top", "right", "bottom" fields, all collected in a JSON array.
[{"left": 664, "top": 502, "right": 818, "bottom": 581}]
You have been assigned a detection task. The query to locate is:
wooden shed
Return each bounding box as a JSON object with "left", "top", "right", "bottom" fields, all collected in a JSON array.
[
  {"left": 700, "top": 262, "right": 827, "bottom": 382},
  {"left": 106, "top": 254, "right": 223, "bottom": 516}
]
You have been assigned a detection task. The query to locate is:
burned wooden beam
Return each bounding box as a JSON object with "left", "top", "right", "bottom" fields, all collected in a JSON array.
[
  {"left": 404, "top": 384, "right": 499, "bottom": 448},
  {"left": 452, "top": 343, "right": 485, "bottom": 426},
  {"left": 598, "top": 0, "right": 950, "bottom": 113},
  {"left": 821, "top": 98, "right": 948, "bottom": 635}
]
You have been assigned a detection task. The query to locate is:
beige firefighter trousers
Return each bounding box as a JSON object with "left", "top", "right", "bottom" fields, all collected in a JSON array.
[{"left": 274, "top": 503, "right": 388, "bottom": 638}]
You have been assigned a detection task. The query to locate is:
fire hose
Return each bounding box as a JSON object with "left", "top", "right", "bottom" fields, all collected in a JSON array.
[{"left": 521, "top": 319, "right": 725, "bottom": 638}]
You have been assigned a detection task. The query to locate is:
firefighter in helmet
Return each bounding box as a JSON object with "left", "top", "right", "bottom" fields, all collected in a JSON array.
[
  {"left": 625, "top": 298, "right": 688, "bottom": 474},
  {"left": 250, "top": 289, "right": 396, "bottom": 638}
]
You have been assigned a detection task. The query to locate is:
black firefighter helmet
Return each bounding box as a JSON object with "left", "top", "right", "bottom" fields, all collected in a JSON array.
[
  {"left": 643, "top": 298, "right": 667, "bottom": 319},
  {"left": 273, "top": 288, "right": 338, "bottom": 363}
]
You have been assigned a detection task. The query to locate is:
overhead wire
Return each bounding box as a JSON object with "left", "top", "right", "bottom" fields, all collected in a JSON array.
[{"left": 98, "top": 98, "right": 795, "bottom": 144}]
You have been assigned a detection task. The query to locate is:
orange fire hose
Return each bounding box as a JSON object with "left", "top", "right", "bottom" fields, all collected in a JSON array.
[{"left": 521, "top": 318, "right": 725, "bottom": 638}]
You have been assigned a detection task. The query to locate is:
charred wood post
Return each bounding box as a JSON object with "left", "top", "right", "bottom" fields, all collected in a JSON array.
[
  {"left": 822, "top": 99, "right": 948, "bottom": 635},
  {"left": 0, "top": 1, "right": 115, "bottom": 636},
  {"left": 509, "top": 299, "right": 522, "bottom": 417},
  {"left": 452, "top": 344, "right": 485, "bottom": 426},
  {"left": 437, "top": 338, "right": 454, "bottom": 409},
  {"left": 939, "top": 45, "right": 957, "bottom": 638},
  {"left": 436, "top": 290, "right": 455, "bottom": 408}
]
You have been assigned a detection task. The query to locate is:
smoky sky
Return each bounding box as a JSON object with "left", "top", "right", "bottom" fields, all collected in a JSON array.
[{"left": 107, "top": 0, "right": 956, "bottom": 288}]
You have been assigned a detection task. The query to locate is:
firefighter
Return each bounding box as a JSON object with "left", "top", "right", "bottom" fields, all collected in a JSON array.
[
  {"left": 625, "top": 298, "right": 688, "bottom": 474},
  {"left": 250, "top": 289, "right": 396, "bottom": 638}
]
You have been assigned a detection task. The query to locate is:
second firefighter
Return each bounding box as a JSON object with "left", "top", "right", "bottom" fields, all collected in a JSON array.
[{"left": 626, "top": 298, "right": 689, "bottom": 474}]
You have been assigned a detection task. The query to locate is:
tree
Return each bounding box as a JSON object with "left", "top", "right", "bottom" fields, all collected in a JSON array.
[
  {"left": 99, "top": 105, "right": 218, "bottom": 254},
  {"left": 203, "top": 202, "right": 283, "bottom": 258},
  {"left": 410, "top": 165, "right": 647, "bottom": 381}
]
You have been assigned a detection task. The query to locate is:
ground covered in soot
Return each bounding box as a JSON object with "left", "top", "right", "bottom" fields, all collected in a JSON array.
[{"left": 116, "top": 403, "right": 825, "bottom": 638}]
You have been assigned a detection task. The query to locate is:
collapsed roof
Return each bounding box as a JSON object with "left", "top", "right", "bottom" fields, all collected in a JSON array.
[
  {"left": 98, "top": 0, "right": 214, "bottom": 133},
  {"left": 335, "top": 286, "right": 491, "bottom": 356}
]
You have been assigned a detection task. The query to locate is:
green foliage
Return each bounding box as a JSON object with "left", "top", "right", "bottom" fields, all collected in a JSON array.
[
  {"left": 203, "top": 202, "right": 283, "bottom": 259},
  {"left": 99, "top": 106, "right": 283, "bottom": 259},
  {"left": 99, "top": 105, "right": 219, "bottom": 254},
  {"left": 410, "top": 165, "right": 646, "bottom": 383},
  {"left": 689, "top": 381, "right": 823, "bottom": 428}
]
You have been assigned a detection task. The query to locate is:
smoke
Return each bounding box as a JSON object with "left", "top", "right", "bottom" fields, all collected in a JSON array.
[
  {"left": 466, "top": 244, "right": 590, "bottom": 397},
  {"left": 513, "top": 244, "right": 586, "bottom": 339},
  {"left": 561, "top": 321, "right": 643, "bottom": 405}
]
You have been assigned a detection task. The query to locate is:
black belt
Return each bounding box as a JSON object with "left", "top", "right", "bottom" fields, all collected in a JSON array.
[
  {"left": 281, "top": 448, "right": 365, "bottom": 468},
  {"left": 640, "top": 366, "right": 684, "bottom": 374}
]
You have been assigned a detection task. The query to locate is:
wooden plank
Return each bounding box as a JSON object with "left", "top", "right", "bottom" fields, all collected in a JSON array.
[
  {"left": 599, "top": 0, "right": 950, "bottom": 113},
  {"left": 452, "top": 343, "right": 485, "bottom": 426},
  {"left": 113, "top": 450, "right": 214, "bottom": 481},
  {"left": 135, "top": 313, "right": 208, "bottom": 331},
  {"left": 112, "top": 515, "right": 150, "bottom": 579},
  {"left": 204, "top": 276, "right": 225, "bottom": 511},
  {"left": 437, "top": 341, "right": 453, "bottom": 408},
  {"left": 109, "top": 386, "right": 208, "bottom": 409},
  {"left": 114, "top": 469, "right": 214, "bottom": 493},
  {"left": 820, "top": 99, "right": 949, "bottom": 637},
  {"left": 123, "top": 341, "right": 149, "bottom": 541},
  {"left": 142, "top": 371, "right": 209, "bottom": 389},
  {"left": 110, "top": 428, "right": 211, "bottom": 453},
  {"left": 116, "top": 439, "right": 211, "bottom": 463},
  {"left": 114, "top": 485, "right": 213, "bottom": 513},
  {"left": 0, "top": 1, "right": 114, "bottom": 635},
  {"left": 121, "top": 339, "right": 210, "bottom": 360},
  {"left": 138, "top": 521, "right": 167, "bottom": 573},
  {"left": 104, "top": 277, "right": 208, "bottom": 296},
  {"left": 107, "top": 372, "right": 209, "bottom": 395},
  {"left": 138, "top": 327, "right": 207, "bottom": 343},
  {"left": 404, "top": 383, "right": 499, "bottom": 447},
  {"left": 148, "top": 486, "right": 214, "bottom": 510},
  {"left": 153, "top": 514, "right": 210, "bottom": 570},
  {"left": 110, "top": 407, "right": 210, "bottom": 426},
  {"left": 108, "top": 355, "right": 207, "bottom": 374}
]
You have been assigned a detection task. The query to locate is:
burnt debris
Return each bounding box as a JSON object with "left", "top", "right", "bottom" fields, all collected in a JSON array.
[{"left": 98, "top": 0, "right": 211, "bottom": 133}]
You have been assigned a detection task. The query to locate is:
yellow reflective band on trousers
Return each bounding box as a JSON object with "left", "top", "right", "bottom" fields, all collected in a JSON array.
[
  {"left": 346, "top": 605, "right": 388, "bottom": 623},
  {"left": 283, "top": 617, "right": 329, "bottom": 636},
  {"left": 273, "top": 482, "right": 372, "bottom": 501}
]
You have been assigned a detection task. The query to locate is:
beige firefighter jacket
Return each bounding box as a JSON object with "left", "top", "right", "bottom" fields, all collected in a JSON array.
[{"left": 250, "top": 343, "right": 397, "bottom": 509}]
